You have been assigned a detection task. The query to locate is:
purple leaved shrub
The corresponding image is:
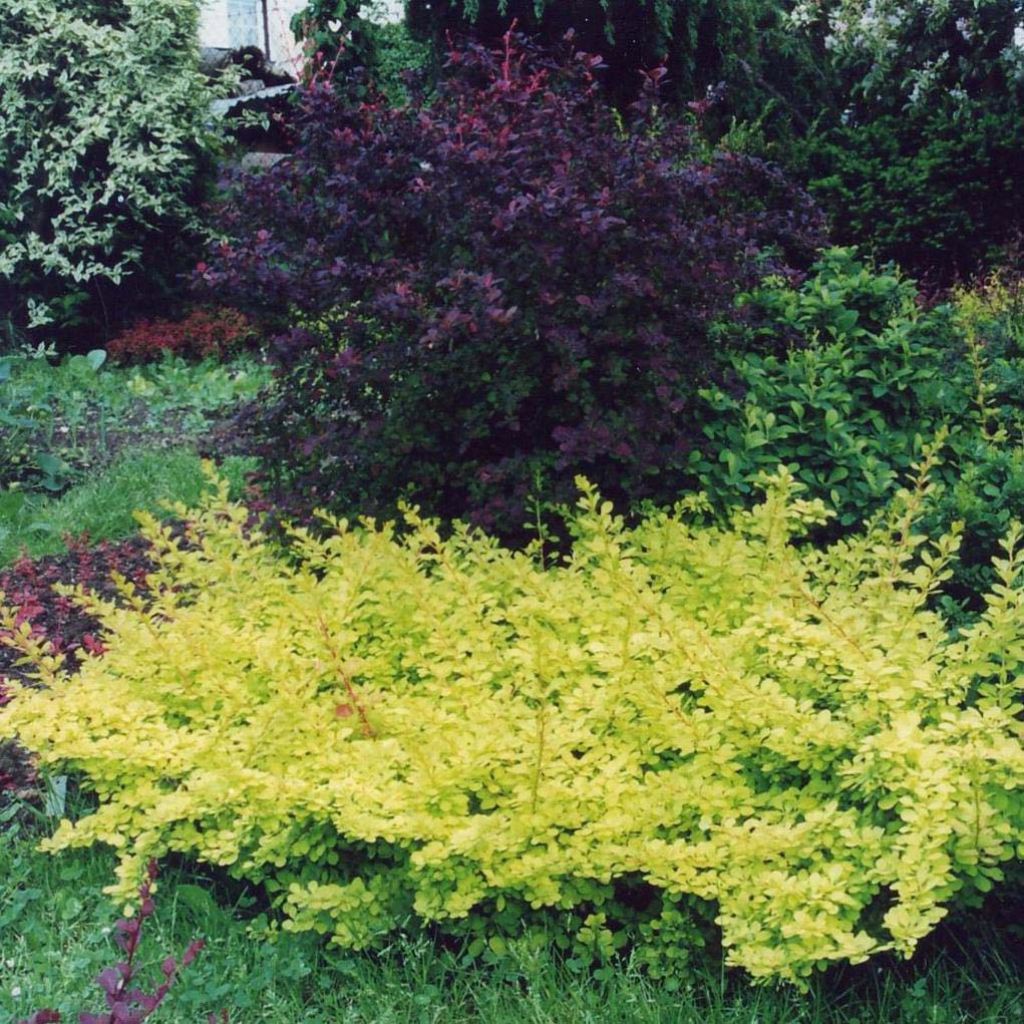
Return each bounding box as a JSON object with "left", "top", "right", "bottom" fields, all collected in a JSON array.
[{"left": 200, "top": 31, "right": 825, "bottom": 539}]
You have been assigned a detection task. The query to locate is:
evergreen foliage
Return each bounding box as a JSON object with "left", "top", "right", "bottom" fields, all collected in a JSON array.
[{"left": 405, "top": 0, "right": 832, "bottom": 120}]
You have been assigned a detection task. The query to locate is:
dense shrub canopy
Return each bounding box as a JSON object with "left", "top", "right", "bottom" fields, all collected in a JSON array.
[
  {"left": 0, "top": 0, "right": 225, "bottom": 338},
  {"left": 4, "top": 473, "right": 1024, "bottom": 984},
  {"left": 202, "top": 33, "right": 823, "bottom": 538},
  {"left": 801, "top": 105, "right": 1024, "bottom": 280}
]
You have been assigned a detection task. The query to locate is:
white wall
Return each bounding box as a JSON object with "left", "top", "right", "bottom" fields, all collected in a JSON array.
[
  {"left": 199, "top": 0, "right": 259, "bottom": 51},
  {"left": 199, "top": 0, "right": 405, "bottom": 71},
  {"left": 199, "top": 0, "right": 306, "bottom": 66},
  {"left": 266, "top": 0, "right": 308, "bottom": 69}
]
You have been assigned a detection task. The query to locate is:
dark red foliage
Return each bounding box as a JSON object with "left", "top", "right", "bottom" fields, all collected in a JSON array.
[
  {"left": 19, "top": 862, "right": 216, "bottom": 1024},
  {"left": 200, "top": 32, "right": 824, "bottom": 539},
  {"left": 0, "top": 536, "right": 152, "bottom": 686},
  {"left": 106, "top": 306, "right": 256, "bottom": 364},
  {"left": 0, "top": 535, "right": 153, "bottom": 797}
]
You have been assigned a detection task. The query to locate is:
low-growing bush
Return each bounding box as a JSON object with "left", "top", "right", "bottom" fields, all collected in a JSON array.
[
  {"left": 4, "top": 470, "right": 1024, "bottom": 984},
  {"left": 0, "top": 537, "right": 149, "bottom": 675},
  {"left": 201, "top": 32, "right": 823, "bottom": 540},
  {"left": 107, "top": 308, "right": 257, "bottom": 365}
]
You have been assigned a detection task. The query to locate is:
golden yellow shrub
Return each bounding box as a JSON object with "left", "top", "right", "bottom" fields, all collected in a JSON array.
[{"left": 3, "top": 469, "right": 1024, "bottom": 983}]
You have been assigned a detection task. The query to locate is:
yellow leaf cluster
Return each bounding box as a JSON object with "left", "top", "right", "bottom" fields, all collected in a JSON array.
[{"left": 3, "top": 470, "right": 1024, "bottom": 983}]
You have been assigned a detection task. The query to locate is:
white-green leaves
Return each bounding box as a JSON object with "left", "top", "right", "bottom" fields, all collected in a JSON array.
[{"left": 0, "top": 0, "right": 228, "bottom": 324}]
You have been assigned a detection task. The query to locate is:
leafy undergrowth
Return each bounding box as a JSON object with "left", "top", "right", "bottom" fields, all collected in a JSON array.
[
  {"left": 0, "top": 349, "right": 270, "bottom": 495},
  {"left": 14, "top": 860, "right": 209, "bottom": 1024},
  {"left": 0, "top": 449, "right": 257, "bottom": 567}
]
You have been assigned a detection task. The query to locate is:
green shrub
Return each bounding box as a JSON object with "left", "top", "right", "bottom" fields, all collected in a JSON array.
[
  {"left": 799, "top": 104, "right": 1024, "bottom": 281},
  {"left": 791, "top": 0, "right": 1024, "bottom": 117},
  {"left": 692, "top": 250, "right": 957, "bottom": 523},
  {"left": 692, "top": 249, "right": 1024, "bottom": 612},
  {"left": 5, "top": 469, "right": 1024, "bottom": 984},
  {"left": 0, "top": 0, "right": 228, "bottom": 337}
]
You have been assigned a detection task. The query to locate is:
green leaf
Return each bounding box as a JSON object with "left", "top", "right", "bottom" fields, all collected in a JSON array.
[
  {"left": 175, "top": 883, "right": 219, "bottom": 919},
  {"left": 43, "top": 774, "right": 67, "bottom": 818},
  {"left": 36, "top": 452, "right": 70, "bottom": 478}
]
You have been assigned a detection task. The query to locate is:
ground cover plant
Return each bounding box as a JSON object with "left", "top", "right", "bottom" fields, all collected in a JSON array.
[
  {"left": 0, "top": 346, "right": 270, "bottom": 495},
  {"left": 0, "top": 450, "right": 256, "bottom": 567},
  {"left": 13, "top": 860, "right": 209, "bottom": 1024},
  {"left": 202, "top": 31, "right": 823, "bottom": 539},
  {"left": 0, "top": 533, "right": 153, "bottom": 687},
  {"left": 5, "top": 464, "right": 1024, "bottom": 985},
  {"left": 2, "top": 840, "right": 1023, "bottom": 1024}
]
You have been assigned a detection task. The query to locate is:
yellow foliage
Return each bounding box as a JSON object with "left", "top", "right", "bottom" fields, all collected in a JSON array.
[{"left": 3, "top": 469, "right": 1024, "bottom": 983}]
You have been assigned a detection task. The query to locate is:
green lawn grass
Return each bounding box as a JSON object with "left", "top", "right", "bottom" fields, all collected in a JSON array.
[
  {"left": 1, "top": 820, "right": 1022, "bottom": 1024},
  {"left": 0, "top": 450, "right": 256, "bottom": 566}
]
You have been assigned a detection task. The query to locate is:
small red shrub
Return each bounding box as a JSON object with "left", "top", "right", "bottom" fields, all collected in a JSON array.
[
  {"left": 107, "top": 307, "right": 256, "bottom": 364},
  {"left": 0, "top": 535, "right": 152, "bottom": 684}
]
